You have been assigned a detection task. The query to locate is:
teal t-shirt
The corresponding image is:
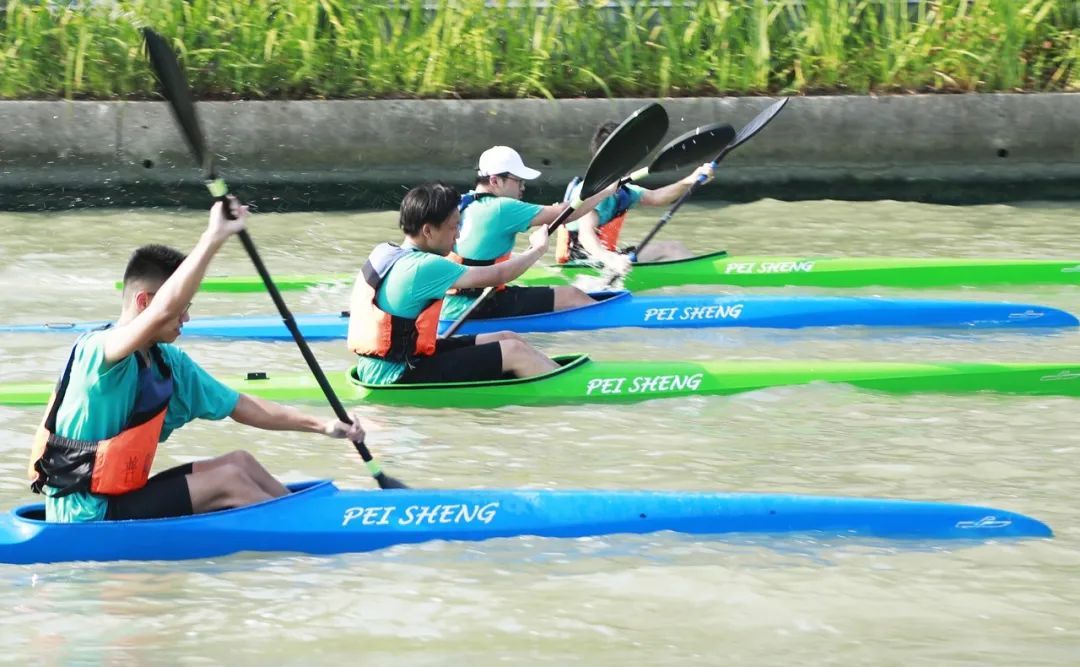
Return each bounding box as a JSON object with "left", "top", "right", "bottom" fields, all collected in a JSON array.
[
  {"left": 565, "top": 184, "right": 645, "bottom": 232},
  {"left": 45, "top": 330, "right": 240, "bottom": 523},
  {"left": 442, "top": 194, "right": 543, "bottom": 319},
  {"left": 456, "top": 193, "right": 543, "bottom": 260},
  {"left": 354, "top": 249, "right": 468, "bottom": 385}
]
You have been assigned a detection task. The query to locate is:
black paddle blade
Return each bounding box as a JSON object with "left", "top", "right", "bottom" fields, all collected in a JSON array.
[
  {"left": 375, "top": 473, "right": 409, "bottom": 490},
  {"left": 580, "top": 102, "right": 669, "bottom": 198},
  {"left": 729, "top": 97, "right": 789, "bottom": 151},
  {"left": 648, "top": 122, "right": 736, "bottom": 174},
  {"left": 142, "top": 28, "right": 211, "bottom": 176}
]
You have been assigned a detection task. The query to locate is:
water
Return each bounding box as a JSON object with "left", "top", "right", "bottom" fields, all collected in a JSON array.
[{"left": 1, "top": 199, "right": 1079, "bottom": 665}]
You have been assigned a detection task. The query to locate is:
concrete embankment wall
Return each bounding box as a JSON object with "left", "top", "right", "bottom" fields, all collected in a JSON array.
[{"left": 1, "top": 93, "right": 1078, "bottom": 210}]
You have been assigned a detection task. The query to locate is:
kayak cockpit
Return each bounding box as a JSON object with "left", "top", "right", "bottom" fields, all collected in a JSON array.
[
  {"left": 14, "top": 506, "right": 45, "bottom": 521},
  {"left": 350, "top": 353, "right": 592, "bottom": 390},
  {"left": 8, "top": 480, "right": 336, "bottom": 525},
  {"left": 629, "top": 249, "right": 729, "bottom": 268}
]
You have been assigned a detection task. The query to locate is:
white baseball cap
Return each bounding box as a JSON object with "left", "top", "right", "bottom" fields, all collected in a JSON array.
[{"left": 477, "top": 145, "right": 542, "bottom": 180}]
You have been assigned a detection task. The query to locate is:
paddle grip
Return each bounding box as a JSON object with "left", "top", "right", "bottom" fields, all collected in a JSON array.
[
  {"left": 219, "top": 195, "right": 238, "bottom": 221},
  {"left": 544, "top": 201, "right": 578, "bottom": 234}
]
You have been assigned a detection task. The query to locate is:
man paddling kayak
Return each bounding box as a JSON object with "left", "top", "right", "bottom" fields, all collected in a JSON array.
[
  {"left": 558, "top": 122, "right": 716, "bottom": 273},
  {"left": 439, "top": 146, "right": 619, "bottom": 322},
  {"left": 349, "top": 182, "right": 558, "bottom": 385},
  {"left": 27, "top": 200, "right": 366, "bottom": 523}
]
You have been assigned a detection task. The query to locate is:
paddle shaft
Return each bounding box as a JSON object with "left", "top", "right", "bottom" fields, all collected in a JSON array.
[
  {"left": 141, "top": 29, "right": 401, "bottom": 486},
  {"left": 629, "top": 155, "right": 724, "bottom": 262},
  {"left": 232, "top": 229, "right": 394, "bottom": 474}
]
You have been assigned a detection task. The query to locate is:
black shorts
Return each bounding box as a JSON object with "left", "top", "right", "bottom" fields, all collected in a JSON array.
[
  {"left": 468, "top": 286, "right": 555, "bottom": 320},
  {"left": 105, "top": 462, "right": 194, "bottom": 521},
  {"left": 397, "top": 335, "right": 504, "bottom": 384}
]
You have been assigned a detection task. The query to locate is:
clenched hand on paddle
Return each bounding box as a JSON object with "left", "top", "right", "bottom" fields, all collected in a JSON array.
[
  {"left": 142, "top": 28, "right": 407, "bottom": 490},
  {"left": 440, "top": 102, "right": 671, "bottom": 338}
]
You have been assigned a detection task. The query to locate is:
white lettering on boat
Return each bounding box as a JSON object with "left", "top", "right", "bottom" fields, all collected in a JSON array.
[
  {"left": 585, "top": 377, "right": 627, "bottom": 395},
  {"left": 1039, "top": 370, "right": 1080, "bottom": 382},
  {"left": 954, "top": 516, "right": 1012, "bottom": 529},
  {"left": 342, "top": 502, "right": 500, "bottom": 527},
  {"left": 585, "top": 373, "right": 703, "bottom": 395},
  {"left": 680, "top": 304, "right": 742, "bottom": 320},
  {"left": 341, "top": 505, "right": 396, "bottom": 527},
  {"left": 724, "top": 261, "right": 815, "bottom": 274},
  {"left": 724, "top": 262, "right": 757, "bottom": 274},
  {"left": 643, "top": 305, "right": 743, "bottom": 322}
]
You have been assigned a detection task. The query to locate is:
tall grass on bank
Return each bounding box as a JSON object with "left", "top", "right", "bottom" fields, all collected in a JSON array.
[{"left": 0, "top": 0, "right": 1076, "bottom": 100}]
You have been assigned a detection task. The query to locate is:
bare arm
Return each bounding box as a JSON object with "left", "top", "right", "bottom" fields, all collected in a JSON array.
[
  {"left": 576, "top": 212, "right": 632, "bottom": 273},
  {"left": 526, "top": 182, "right": 620, "bottom": 227},
  {"left": 230, "top": 394, "right": 367, "bottom": 442},
  {"left": 103, "top": 200, "right": 246, "bottom": 364},
  {"left": 575, "top": 212, "right": 608, "bottom": 257},
  {"left": 639, "top": 163, "right": 715, "bottom": 207},
  {"left": 451, "top": 226, "right": 551, "bottom": 289}
]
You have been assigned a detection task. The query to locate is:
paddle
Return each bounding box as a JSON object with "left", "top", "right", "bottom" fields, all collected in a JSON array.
[
  {"left": 142, "top": 28, "right": 406, "bottom": 490},
  {"left": 440, "top": 102, "right": 670, "bottom": 338},
  {"left": 617, "top": 121, "right": 736, "bottom": 188},
  {"left": 627, "top": 97, "right": 790, "bottom": 263}
]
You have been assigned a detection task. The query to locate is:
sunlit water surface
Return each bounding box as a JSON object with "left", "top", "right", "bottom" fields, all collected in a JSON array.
[{"left": 0, "top": 200, "right": 1078, "bottom": 665}]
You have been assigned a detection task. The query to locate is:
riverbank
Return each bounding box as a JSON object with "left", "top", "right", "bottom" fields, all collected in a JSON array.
[{"left": 1, "top": 93, "right": 1078, "bottom": 210}]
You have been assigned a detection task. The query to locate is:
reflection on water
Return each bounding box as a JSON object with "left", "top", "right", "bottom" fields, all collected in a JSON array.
[{"left": 1, "top": 200, "right": 1079, "bottom": 665}]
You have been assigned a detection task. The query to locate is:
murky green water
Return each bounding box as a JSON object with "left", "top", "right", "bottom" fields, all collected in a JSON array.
[{"left": 1, "top": 199, "right": 1079, "bottom": 665}]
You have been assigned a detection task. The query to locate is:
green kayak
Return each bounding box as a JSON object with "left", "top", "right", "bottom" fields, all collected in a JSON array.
[
  {"left": 187, "top": 251, "right": 1080, "bottom": 293},
  {"left": 4, "top": 354, "right": 1079, "bottom": 409}
]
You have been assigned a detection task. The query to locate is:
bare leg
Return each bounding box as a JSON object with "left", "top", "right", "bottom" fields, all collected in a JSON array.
[
  {"left": 193, "top": 450, "right": 288, "bottom": 497},
  {"left": 635, "top": 240, "right": 693, "bottom": 262},
  {"left": 475, "top": 330, "right": 526, "bottom": 346},
  {"left": 186, "top": 463, "right": 275, "bottom": 514},
  {"left": 553, "top": 286, "right": 596, "bottom": 311},
  {"left": 499, "top": 338, "right": 558, "bottom": 377}
]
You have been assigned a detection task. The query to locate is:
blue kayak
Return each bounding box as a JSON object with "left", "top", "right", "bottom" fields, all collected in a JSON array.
[
  {"left": 1, "top": 292, "right": 1075, "bottom": 340},
  {"left": 0, "top": 480, "right": 1051, "bottom": 564}
]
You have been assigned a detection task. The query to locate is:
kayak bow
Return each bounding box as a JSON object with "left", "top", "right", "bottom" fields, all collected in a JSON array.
[
  {"left": 0, "top": 480, "right": 1051, "bottom": 564},
  {"left": 3, "top": 292, "right": 1075, "bottom": 339},
  {"left": 4, "top": 355, "right": 1080, "bottom": 409},
  {"left": 191, "top": 251, "right": 1080, "bottom": 293}
]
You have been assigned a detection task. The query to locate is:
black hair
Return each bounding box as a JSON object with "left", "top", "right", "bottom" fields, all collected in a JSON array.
[
  {"left": 475, "top": 172, "right": 512, "bottom": 187},
  {"left": 122, "top": 244, "right": 186, "bottom": 290},
  {"left": 590, "top": 121, "right": 620, "bottom": 155},
  {"left": 399, "top": 182, "right": 461, "bottom": 235}
]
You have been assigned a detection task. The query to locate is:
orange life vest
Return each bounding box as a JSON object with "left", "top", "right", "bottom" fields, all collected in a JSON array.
[
  {"left": 555, "top": 179, "right": 633, "bottom": 264},
  {"left": 448, "top": 191, "right": 511, "bottom": 295},
  {"left": 347, "top": 243, "right": 441, "bottom": 365},
  {"left": 29, "top": 342, "right": 172, "bottom": 497}
]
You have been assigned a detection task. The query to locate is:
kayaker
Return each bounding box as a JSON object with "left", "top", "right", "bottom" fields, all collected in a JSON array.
[
  {"left": 27, "top": 199, "right": 366, "bottom": 523},
  {"left": 439, "top": 145, "right": 619, "bottom": 322},
  {"left": 557, "top": 122, "right": 716, "bottom": 272},
  {"left": 349, "top": 181, "right": 559, "bottom": 385}
]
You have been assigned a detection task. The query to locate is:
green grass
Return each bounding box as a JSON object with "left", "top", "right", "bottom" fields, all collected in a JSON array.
[{"left": 0, "top": 0, "right": 1076, "bottom": 100}]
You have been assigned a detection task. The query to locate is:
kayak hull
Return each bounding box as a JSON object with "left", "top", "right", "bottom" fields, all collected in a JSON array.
[
  {"left": 3, "top": 292, "right": 1075, "bottom": 339},
  {"left": 3, "top": 355, "right": 1080, "bottom": 409},
  {"left": 534, "top": 252, "right": 1080, "bottom": 291},
  {"left": 191, "top": 252, "right": 1080, "bottom": 293},
  {"left": 0, "top": 480, "right": 1051, "bottom": 564}
]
